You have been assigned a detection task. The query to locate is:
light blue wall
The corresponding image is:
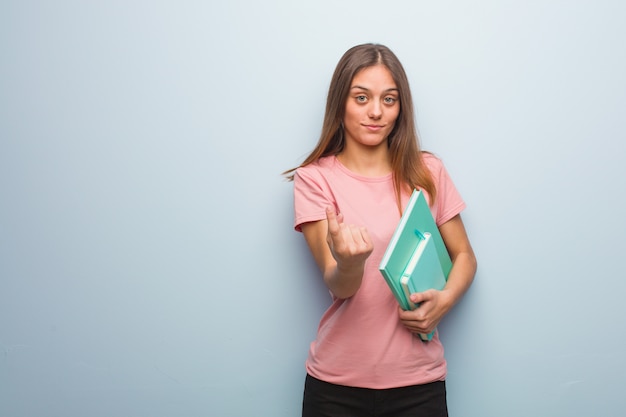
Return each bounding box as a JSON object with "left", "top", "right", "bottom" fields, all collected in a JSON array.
[{"left": 2, "top": 1, "right": 625, "bottom": 416}]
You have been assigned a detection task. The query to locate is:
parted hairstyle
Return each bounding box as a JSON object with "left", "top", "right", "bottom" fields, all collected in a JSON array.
[{"left": 284, "top": 43, "right": 436, "bottom": 209}]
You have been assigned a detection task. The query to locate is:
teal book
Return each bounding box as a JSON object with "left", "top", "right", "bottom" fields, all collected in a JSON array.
[
  {"left": 378, "top": 189, "right": 452, "bottom": 341},
  {"left": 400, "top": 232, "right": 447, "bottom": 306}
]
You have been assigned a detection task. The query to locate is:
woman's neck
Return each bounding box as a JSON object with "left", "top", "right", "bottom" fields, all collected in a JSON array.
[{"left": 336, "top": 146, "right": 392, "bottom": 177}]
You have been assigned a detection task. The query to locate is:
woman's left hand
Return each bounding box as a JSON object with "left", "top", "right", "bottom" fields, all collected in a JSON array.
[{"left": 398, "top": 289, "right": 453, "bottom": 336}]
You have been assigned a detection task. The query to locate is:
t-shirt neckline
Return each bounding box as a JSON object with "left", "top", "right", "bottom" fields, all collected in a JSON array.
[{"left": 332, "top": 156, "right": 393, "bottom": 182}]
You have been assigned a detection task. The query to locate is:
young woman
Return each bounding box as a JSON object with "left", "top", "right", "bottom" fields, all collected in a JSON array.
[{"left": 285, "top": 43, "right": 477, "bottom": 417}]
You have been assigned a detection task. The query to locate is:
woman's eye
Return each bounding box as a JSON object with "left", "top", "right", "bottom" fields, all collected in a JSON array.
[
  {"left": 356, "top": 95, "right": 367, "bottom": 103},
  {"left": 384, "top": 97, "right": 397, "bottom": 104}
]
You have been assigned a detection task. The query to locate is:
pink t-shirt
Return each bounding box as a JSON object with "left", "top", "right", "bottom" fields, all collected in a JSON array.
[{"left": 293, "top": 153, "right": 466, "bottom": 389}]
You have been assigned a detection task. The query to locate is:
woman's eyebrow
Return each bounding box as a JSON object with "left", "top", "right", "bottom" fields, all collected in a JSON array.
[{"left": 350, "top": 85, "right": 399, "bottom": 93}]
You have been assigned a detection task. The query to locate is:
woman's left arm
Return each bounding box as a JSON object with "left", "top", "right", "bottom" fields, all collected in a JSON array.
[{"left": 398, "top": 214, "right": 477, "bottom": 335}]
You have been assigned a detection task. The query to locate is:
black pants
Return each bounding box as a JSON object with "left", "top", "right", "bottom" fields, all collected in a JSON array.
[{"left": 302, "top": 374, "right": 448, "bottom": 417}]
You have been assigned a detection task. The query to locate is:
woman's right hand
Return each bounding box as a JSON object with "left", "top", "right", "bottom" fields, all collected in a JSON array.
[
  {"left": 325, "top": 206, "right": 374, "bottom": 270},
  {"left": 300, "top": 207, "right": 373, "bottom": 299}
]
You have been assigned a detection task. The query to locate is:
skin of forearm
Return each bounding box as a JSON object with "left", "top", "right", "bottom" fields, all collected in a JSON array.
[
  {"left": 324, "top": 261, "right": 365, "bottom": 299},
  {"left": 440, "top": 251, "right": 477, "bottom": 310}
]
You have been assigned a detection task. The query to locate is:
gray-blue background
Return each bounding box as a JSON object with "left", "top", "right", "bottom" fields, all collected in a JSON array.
[{"left": 2, "top": 1, "right": 625, "bottom": 416}]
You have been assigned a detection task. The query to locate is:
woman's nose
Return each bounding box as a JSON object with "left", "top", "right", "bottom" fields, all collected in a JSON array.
[{"left": 368, "top": 101, "right": 382, "bottom": 119}]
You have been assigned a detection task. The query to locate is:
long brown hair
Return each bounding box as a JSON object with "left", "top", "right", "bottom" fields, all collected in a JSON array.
[{"left": 284, "top": 43, "right": 436, "bottom": 209}]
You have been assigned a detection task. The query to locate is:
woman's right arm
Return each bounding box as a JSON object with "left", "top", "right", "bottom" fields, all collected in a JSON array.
[{"left": 300, "top": 207, "right": 374, "bottom": 299}]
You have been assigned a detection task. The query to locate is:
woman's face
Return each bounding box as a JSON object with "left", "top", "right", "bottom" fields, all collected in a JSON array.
[{"left": 343, "top": 65, "right": 400, "bottom": 150}]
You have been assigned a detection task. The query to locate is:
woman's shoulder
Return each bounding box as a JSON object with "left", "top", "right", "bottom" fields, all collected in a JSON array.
[
  {"left": 294, "top": 156, "right": 336, "bottom": 177},
  {"left": 421, "top": 151, "right": 445, "bottom": 173}
]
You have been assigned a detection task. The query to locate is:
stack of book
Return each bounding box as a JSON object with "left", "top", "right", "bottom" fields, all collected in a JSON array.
[{"left": 379, "top": 190, "right": 452, "bottom": 341}]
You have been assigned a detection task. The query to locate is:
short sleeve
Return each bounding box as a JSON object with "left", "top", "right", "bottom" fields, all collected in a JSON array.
[
  {"left": 424, "top": 154, "right": 466, "bottom": 226},
  {"left": 293, "top": 166, "right": 335, "bottom": 232}
]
